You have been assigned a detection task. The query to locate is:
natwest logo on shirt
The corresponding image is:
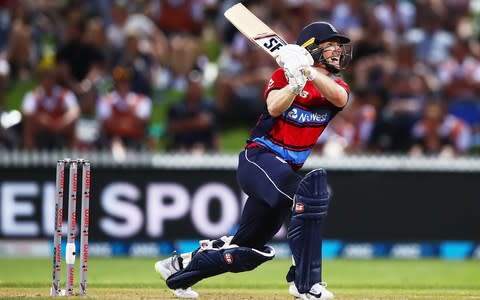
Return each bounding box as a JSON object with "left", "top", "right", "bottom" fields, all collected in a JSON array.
[{"left": 284, "top": 107, "right": 331, "bottom": 125}]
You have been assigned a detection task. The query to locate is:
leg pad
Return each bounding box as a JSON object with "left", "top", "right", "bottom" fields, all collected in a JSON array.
[
  {"left": 288, "top": 169, "right": 330, "bottom": 294},
  {"left": 166, "top": 245, "right": 275, "bottom": 289}
]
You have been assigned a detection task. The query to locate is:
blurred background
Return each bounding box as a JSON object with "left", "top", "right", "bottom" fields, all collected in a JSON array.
[{"left": 1, "top": 0, "right": 480, "bottom": 261}]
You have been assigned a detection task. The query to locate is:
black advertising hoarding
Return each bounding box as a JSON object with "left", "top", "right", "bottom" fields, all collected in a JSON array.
[
  {"left": 0, "top": 166, "right": 479, "bottom": 241},
  {"left": 0, "top": 167, "right": 244, "bottom": 241},
  {"left": 326, "top": 171, "right": 480, "bottom": 241}
]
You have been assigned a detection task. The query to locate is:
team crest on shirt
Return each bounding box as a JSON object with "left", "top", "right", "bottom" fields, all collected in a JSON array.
[
  {"left": 295, "top": 202, "right": 305, "bottom": 214},
  {"left": 268, "top": 79, "right": 274, "bottom": 88},
  {"left": 298, "top": 90, "right": 309, "bottom": 98},
  {"left": 224, "top": 253, "right": 234, "bottom": 264}
]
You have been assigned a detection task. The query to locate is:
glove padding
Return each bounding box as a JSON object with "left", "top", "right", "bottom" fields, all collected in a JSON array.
[
  {"left": 285, "top": 68, "right": 307, "bottom": 95},
  {"left": 276, "top": 44, "right": 313, "bottom": 69},
  {"left": 276, "top": 44, "right": 314, "bottom": 91}
]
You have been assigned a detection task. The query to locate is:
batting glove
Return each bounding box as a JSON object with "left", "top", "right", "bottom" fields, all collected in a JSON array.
[
  {"left": 285, "top": 68, "right": 307, "bottom": 95},
  {"left": 276, "top": 44, "right": 314, "bottom": 68}
]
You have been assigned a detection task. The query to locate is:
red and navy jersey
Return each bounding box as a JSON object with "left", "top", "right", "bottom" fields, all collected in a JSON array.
[{"left": 247, "top": 68, "right": 350, "bottom": 169}]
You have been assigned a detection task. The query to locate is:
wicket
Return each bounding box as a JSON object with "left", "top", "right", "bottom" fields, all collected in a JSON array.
[{"left": 51, "top": 158, "right": 91, "bottom": 296}]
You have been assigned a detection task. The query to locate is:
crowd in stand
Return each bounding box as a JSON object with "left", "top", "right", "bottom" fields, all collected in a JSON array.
[{"left": 0, "top": 0, "right": 479, "bottom": 157}]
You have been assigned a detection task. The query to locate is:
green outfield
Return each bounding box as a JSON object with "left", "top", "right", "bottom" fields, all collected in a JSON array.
[{"left": 1, "top": 258, "right": 479, "bottom": 299}]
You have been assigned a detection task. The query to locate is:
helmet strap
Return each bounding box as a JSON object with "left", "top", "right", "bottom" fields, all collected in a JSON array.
[
  {"left": 317, "top": 52, "right": 341, "bottom": 74},
  {"left": 325, "top": 63, "right": 341, "bottom": 74}
]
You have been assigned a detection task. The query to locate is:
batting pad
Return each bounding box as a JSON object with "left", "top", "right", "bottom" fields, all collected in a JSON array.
[{"left": 288, "top": 169, "right": 330, "bottom": 294}]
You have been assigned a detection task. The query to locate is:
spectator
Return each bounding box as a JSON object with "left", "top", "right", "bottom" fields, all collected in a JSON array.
[
  {"left": 166, "top": 70, "right": 219, "bottom": 153},
  {"left": 356, "top": 39, "right": 433, "bottom": 153},
  {"left": 167, "top": 33, "right": 204, "bottom": 91},
  {"left": 0, "top": 0, "right": 10, "bottom": 51},
  {"left": 316, "top": 91, "right": 377, "bottom": 156},
  {"left": 410, "top": 100, "right": 471, "bottom": 156},
  {"left": 342, "top": 90, "right": 377, "bottom": 153},
  {"left": 330, "top": 0, "right": 365, "bottom": 42},
  {"left": 106, "top": 0, "right": 130, "bottom": 53},
  {"left": 373, "top": 0, "right": 416, "bottom": 38},
  {"left": 21, "top": 59, "right": 80, "bottom": 150},
  {"left": 349, "top": 7, "right": 395, "bottom": 97},
  {"left": 96, "top": 66, "right": 152, "bottom": 152},
  {"left": 0, "top": 51, "right": 8, "bottom": 109},
  {"left": 405, "top": 7, "right": 454, "bottom": 67},
  {"left": 437, "top": 37, "right": 480, "bottom": 127},
  {"left": 83, "top": 17, "right": 113, "bottom": 96},
  {"left": 315, "top": 114, "right": 355, "bottom": 157},
  {"left": 6, "top": 0, "right": 33, "bottom": 80},
  {"left": 55, "top": 8, "right": 105, "bottom": 114},
  {"left": 0, "top": 51, "right": 16, "bottom": 150},
  {"left": 353, "top": 7, "right": 395, "bottom": 63},
  {"left": 215, "top": 44, "right": 275, "bottom": 127},
  {"left": 30, "top": 1, "right": 62, "bottom": 68},
  {"left": 152, "top": 0, "right": 205, "bottom": 36},
  {"left": 109, "top": 4, "right": 169, "bottom": 94},
  {"left": 113, "top": 29, "right": 153, "bottom": 96}
]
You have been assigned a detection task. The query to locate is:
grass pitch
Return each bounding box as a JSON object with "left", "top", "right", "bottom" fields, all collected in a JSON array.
[{"left": 0, "top": 257, "right": 479, "bottom": 299}]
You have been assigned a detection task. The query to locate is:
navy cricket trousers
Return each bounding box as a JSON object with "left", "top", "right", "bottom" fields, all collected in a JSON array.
[{"left": 231, "top": 147, "right": 302, "bottom": 250}]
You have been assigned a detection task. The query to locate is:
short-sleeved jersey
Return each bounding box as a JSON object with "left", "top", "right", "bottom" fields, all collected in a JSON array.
[
  {"left": 97, "top": 91, "right": 152, "bottom": 138},
  {"left": 97, "top": 91, "right": 152, "bottom": 121},
  {"left": 22, "top": 86, "right": 78, "bottom": 118},
  {"left": 247, "top": 68, "right": 350, "bottom": 169}
]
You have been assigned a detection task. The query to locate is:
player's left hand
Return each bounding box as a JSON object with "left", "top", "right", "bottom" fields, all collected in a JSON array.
[{"left": 285, "top": 68, "right": 307, "bottom": 95}]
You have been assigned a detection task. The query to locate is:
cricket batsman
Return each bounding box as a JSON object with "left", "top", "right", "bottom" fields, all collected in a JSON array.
[{"left": 155, "top": 21, "right": 352, "bottom": 299}]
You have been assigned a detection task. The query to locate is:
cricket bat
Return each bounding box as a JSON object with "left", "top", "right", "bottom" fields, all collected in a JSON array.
[{"left": 224, "top": 3, "right": 287, "bottom": 58}]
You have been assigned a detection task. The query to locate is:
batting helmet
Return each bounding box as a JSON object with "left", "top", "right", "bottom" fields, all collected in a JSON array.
[{"left": 296, "top": 22, "right": 351, "bottom": 72}]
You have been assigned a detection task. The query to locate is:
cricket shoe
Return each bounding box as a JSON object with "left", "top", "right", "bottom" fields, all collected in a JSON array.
[
  {"left": 155, "top": 254, "right": 199, "bottom": 299},
  {"left": 173, "top": 287, "right": 199, "bottom": 299},
  {"left": 154, "top": 253, "right": 182, "bottom": 280},
  {"left": 288, "top": 282, "right": 334, "bottom": 299}
]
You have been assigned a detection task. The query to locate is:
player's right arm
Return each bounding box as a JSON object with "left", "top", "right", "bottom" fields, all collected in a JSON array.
[
  {"left": 266, "top": 67, "right": 306, "bottom": 117},
  {"left": 266, "top": 87, "right": 297, "bottom": 117}
]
